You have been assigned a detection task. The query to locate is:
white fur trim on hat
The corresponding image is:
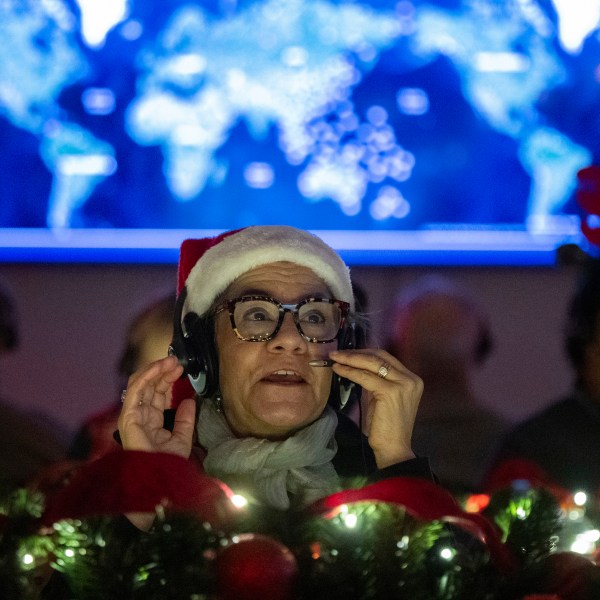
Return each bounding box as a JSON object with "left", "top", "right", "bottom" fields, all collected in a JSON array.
[{"left": 183, "top": 226, "right": 354, "bottom": 316}]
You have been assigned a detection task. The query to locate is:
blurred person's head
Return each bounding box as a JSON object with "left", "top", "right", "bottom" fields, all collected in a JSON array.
[
  {"left": 118, "top": 293, "right": 176, "bottom": 378},
  {"left": 68, "top": 294, "right": 177, "bottom": 462},
  {"left": 384, "top": 276, "right": 493, "bottom": 386},
  {"left": 564, "top": 260, "right": 600, "bottom": 400},
  {"left": 0, "top": 276, "right": 18, "bottom": 354}
]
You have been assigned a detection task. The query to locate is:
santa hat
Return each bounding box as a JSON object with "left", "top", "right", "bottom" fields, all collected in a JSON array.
[{"left": 178, "top": 225, "right": 355, "bottom": 316}]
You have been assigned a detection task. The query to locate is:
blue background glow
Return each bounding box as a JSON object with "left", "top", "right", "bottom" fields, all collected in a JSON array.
[{"left": 1, "top": 0, "right": 599, "bottom": 264}]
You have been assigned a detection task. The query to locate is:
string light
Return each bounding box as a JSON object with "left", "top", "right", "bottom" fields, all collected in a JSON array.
[
  {"left": 21, "top": 553, "right": 34, "bottom": 566},
  {"left": 230, "top": 494, "right": 248, "bottom": 509},
  {"left": 570, "top": 529, "right": 600, "bottom": 555},
  {"left": 342, "top": 512, "right": 358, "bottom": 528},
  {"left": 516, "top": 506, "right": 528, "bottom": 520}
]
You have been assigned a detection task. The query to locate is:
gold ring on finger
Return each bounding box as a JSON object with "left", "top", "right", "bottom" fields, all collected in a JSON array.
[{"left": 377, "top": 363, "right": 391, "bottom": 379}]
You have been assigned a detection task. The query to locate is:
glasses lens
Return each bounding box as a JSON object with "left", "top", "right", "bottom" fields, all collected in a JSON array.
[
  {"left": 232, "top": 298, "right": 280, "bottom": 340},
  {"left": 297, "top": 300, "right": 342, "bottom": 342}
]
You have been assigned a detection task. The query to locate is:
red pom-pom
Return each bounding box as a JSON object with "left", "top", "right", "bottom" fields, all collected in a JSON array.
[
  {"left": 519, "top": 552, "right": 600, "bottom": 600},
  {"left": 214, "top": 534, "right": 299, "bottom": 600},
  {"left": 541, "top": 552, "right": 598, "bottom": 600}
]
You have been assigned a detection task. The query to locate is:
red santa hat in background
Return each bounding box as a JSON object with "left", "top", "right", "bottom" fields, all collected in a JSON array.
[
  {"left": 171, "top": 225, "right": 355, "bottom": 406},
  {"left": 576, "top": 165, "right": 600, "bottom": 250}
]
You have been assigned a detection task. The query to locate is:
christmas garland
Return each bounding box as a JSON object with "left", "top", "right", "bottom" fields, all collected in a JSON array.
[{"left": 1, "top": 451, "right": 600, "bottom": 600}]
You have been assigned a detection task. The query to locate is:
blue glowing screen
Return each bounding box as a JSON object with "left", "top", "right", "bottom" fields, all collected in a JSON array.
[{"left": 1, "top": 0, "right": 599, "bottom": 264}]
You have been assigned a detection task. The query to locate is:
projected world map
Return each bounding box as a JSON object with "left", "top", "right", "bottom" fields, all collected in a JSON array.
[{"left": 1, "top": 0, "right": 599, "bottom": 236}]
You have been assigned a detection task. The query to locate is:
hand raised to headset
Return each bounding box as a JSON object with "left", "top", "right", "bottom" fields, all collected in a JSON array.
[
  {"left": 117, "top": 355, "right": 196, "bottom": 459},
  {"left": 329, "top": 348, "right": 422, "bottom": 469}
]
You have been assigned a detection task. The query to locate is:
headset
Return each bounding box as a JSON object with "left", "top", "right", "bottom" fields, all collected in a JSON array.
[{"left": 169, "top": 287, "right": 365, "bottom": 410}]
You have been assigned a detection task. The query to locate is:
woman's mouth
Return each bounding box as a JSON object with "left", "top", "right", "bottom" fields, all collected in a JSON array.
[{"left": 262, "top": 370, "right": 305, "bottom": 384}]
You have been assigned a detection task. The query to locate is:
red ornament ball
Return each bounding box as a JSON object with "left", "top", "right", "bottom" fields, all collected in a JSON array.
[
  {"left": 541, "top": 552, "right": 598, "bottom": 600},
  {"left": 522, "top": 551, "right": 599, "bottom": 600},
  {"left": 215, "top": 533, "right": 299, "bottom": 600}
]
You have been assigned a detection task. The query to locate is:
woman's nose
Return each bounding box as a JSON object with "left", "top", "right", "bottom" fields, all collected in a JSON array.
[{"left": 267, "top": 311, "right": 305, "bottom": 350}]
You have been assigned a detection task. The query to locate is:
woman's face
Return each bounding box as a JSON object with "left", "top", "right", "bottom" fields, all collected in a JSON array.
[{"left": 215, "top": 262, "right": 337, "bottom": 439}]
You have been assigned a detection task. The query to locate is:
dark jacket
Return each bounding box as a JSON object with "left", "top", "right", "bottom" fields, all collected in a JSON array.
[
  {"left": 333, "top": 411, "right": 433, "bottom": 481},
  {"left": 486, "top": 389, "right": 600, "bottom": 492}
]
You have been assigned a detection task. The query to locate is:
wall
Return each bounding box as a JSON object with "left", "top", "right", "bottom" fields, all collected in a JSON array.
[{"left": 0, "top": 262, "right": 582, "bottom": 439}]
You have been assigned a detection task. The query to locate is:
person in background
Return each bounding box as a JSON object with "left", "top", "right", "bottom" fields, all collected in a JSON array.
[
  {"left": 486, "top": 260, "right": 600, "bottom": 494},
  {"left": 383, "top": 275, "right": 507, "bottom": 493},
  {"left": 0, "top": 276, "right": 67, "bottom": 487},
  {"left": 68, "top": 293, "right": 176, "bottom": 462}
]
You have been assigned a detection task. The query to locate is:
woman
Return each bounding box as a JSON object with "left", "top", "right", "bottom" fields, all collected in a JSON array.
[{"left": 118, "top": 225, "right": 429, "bottom": 521}]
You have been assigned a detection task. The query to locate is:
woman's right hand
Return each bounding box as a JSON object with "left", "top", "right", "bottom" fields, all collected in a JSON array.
[{"left": 117, "top": 355, "right": 196, "bottom": 459}]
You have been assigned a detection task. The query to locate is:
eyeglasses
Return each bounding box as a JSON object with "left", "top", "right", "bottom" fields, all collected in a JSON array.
[{"left": 215, "top": 295, "right": 349, "bottom": 343}]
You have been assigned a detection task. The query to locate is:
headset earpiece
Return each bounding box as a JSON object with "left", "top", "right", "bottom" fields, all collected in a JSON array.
[
  {"left": 169, "top": 288, "right": 219, "bottom": 397},
  {"left": 329, "top": 318, "right": 365, "bottom": 410}
]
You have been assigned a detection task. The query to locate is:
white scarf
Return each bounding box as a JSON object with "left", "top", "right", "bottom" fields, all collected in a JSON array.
[{"left": 197, "top": 400, "right": 341, "bottom": 510}]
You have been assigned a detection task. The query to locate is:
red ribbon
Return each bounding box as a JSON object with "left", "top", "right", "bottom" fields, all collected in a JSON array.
[{"left": 309, "top": 477, "right": 517, "bottom": 573}]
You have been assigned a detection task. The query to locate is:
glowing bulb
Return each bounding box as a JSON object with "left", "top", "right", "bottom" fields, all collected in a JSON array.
[
  {"left": 571, "top": 536, "right": 594, "bottom": 555},
  {"left": 22, "top": 554, "right": 34, "bottom": 566},
  {"left": 516, "top": 507, "right": 528, "bottom": 520},
  {"left": 573, "top": 491, "right": 587, "bottom": 506},
  {"left": 465, "top": 494, "right": 491, "bottom": 513},
  {"left": 439, "top": 547, "right": 453, "bottom": 560},
  {"left": 586, "top": 529, "right": 600, "bottom": 542},
  {"left": 64, "top": 549, "right": 75, "bottom": 558},
  {"left": 230, "top": 494, "right": 248, "bottom": 509},
  {"left": 342, "top": 513, "right": 358, "bottom": 528},
  {"left": 568, "top": 508, "right": 584, "bottom": 521}
]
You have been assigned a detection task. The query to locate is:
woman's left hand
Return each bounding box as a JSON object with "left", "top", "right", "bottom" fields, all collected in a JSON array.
[{"left": 329, "top": 349, "right": 423, "bottom": 469}]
